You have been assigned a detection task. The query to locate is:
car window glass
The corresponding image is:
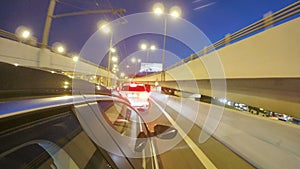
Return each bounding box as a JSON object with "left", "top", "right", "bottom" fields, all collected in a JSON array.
[
  {"left": 0, "top": 109, "right": 113, "bottom": 169},
  {"left": 0, "top": 144, "right": 56, "bottom": 169},
  {"left": 98, "top": 101, "right": 147, "bottom": 137}
]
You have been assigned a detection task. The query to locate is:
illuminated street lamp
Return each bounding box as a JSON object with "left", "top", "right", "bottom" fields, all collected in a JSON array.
[
  {"left": 57, "top": 46, "right": 65, "bottom": 53},
  {"left": 131, "top": 57, "right": 136, "bottom": 63},
  {"left": 131, "top": 57, "right": 138, "bottom": 73},
  {"left": 140, "top": 43, "right": 156, "bottom": 52},
  {"left": 152, "top": 3, "right": 182, "bottom": 81},
  {"left": 22, "top": 30, "right": 30, "bottom": 39},
  {"left": 170, "top": 6, "right": 182, "bottom": 18},
  {"left": 153, "top": 3, "right": 182, "bottom": 18},
  {"left": 140, "top": 43, "right": 156, "bottom": 75},
  {"left": 16, "top": 26, "right": 31, "bottom": 40},
  {"left": 111, "top": 56, "right": 118, "bottom": 62},
  {"left": 152, "top": 3, "right": 164, "bottom": 15},
  {"left": 140, "top": 43, "right": 147, "bottom": 50},
  {"left": 110, "top": 47, "right": 116, "bottom": 53},
  {"left": 98, "top": 21, "right": 111, "bottom": 34},
  {"left": 98, "top": 20, "right": 114, "bottom": 87},
  {"left": 120, "top": 72, "right": 125, "bottom": 78},
  {"left": 112, "top": 63, "right": 119, "bottom": 73},
  {"left": 52, "top": 42, "right": 66, "bottom": 54},
  {"left": 72, "top": 55, "right": 79, "bottom": 62},
  {"left": 150, "top": 45, "right": 156, "bottom": 50}
]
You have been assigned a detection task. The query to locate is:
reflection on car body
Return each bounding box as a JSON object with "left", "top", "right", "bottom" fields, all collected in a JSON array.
[{"left": 0, "top": 62, "right": 177, "bottom": 169}]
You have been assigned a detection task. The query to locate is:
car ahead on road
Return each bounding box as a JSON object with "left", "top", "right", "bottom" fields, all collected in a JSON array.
[
  {"left": 0, "top": 62, "right": 177, "bottom": 169},
  {"left": 277, "top": 114, "right": 291, "bottom": 122},
  {"left": 119, "top": 83, "right": 150, "bottom": 110}
]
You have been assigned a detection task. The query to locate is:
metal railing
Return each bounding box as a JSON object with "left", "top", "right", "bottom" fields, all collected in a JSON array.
[
  {"left": 166, "top": 1, "right": 299, "bottom": 71},
  {"left": 0, "top": 29, "right": 18, "bottom": 42}
]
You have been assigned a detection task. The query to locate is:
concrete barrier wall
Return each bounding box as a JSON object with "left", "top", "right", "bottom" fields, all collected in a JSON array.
[
  {"left": 152, "top": 92, "right": 300, "bottom": 169},
  {"left": 167, "top": 17, "right": 300, "bottom": 80},
  {"left": 0, "top": 37, "right": 39, "bottom": 67},
  {"left": 0, "top": 37, "right": 116, "bottom": 79},
  {"left": 134, "top": 18, "right": 300, "bottom": 118},
  {"left": 134, "top": 17, "right": 300, "bottom": 81}
]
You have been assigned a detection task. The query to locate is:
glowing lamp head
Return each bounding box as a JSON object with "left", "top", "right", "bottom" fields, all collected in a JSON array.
[
  {"left": 100, "top": 24, "right": 110, "bottom": 33},
  {"left": 131, "top": 57, "right": 136, "bottom": 63},
  {"left": 22, "top": 30, "right": 30, "bottom": 39},
  {"left": 150, "top": 45, "right": 156, "bottom": 50},
  {"left": 110, "top": 48, "right": 116, "bottom": 53},
  {"left": 111, "top": 56, "right": 118, "bottom": 62},
  {"left": 171, "top": 11, "right": 180, "bottom": 18},
  {"left": 140, "top": 43, "right": 147, "bottom": 50},
  {"left": 170, "top": 6, "right": 182, "bottom": 18},
  {"left": 153, "top": 3, "right": 165, "bottom": 15},
  {"left": 154, "top": 8, "right": 163, "bottom": 15},
  {"left": 57, "top": 46, "right": 65, "bottom": 53},
  {"left": 72, "top": 55, "right": 79, "bottom": 62}
]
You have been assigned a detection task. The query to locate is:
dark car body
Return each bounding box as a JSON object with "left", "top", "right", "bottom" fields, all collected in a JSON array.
[{"left": 0, "top": 62, "right": 176, "bottom": 169}]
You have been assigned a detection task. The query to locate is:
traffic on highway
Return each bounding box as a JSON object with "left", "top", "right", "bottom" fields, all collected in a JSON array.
[
  {"left": 0, "top": 62, "right": 255, "bottom": 169},
  {"left": 0, "top": 63, "right": 178, "bottom": 169},
  {"left": 1, "top": 0, "right": 300, "bottom": 169},
  {"left": 1, "top": 61, "right": 299, "bottom": 169},
  {"left": 118, "top": 83, "right": 150, "bottom": 110}
]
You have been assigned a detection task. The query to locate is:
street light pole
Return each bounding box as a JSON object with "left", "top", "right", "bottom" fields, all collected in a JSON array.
[
  {"left": 152, "top": 3, "right": 181, "bottom": 81},
  {"left": 162, "top": 17, "right": 167, "bottom": 81},
  {"left": 107, "top": 33, "right": 113, "bottom": 87},
  {"left": 140, "top": 43, "right": 156, "bottom": 76},
  {"left": 41, "top": 0, "right": 125, "bottom": 48},
  {"left": 130, "top": 57, "right": 137, "bottom": 75},
  {"left": 42, "top": 0, "right": 56, "bottom": 48},
  {"left": 146, "top": 50, "right": 150, "bottom": 76}
]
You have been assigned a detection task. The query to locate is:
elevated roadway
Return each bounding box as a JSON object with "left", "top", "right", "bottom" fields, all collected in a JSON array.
[
  {"left": 146, "top": 92, "right": 300, "bottom": 169},
  {"left": 134, "top": 17, "right": 300, "bottom": 118},
  {"left": 0, "top": 35, "right": 117, "bottom": 84}
]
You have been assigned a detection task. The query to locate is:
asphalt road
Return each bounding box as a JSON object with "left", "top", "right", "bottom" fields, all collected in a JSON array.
[{"left": 138, "top": 97, "right": 255, "bottom": 169}]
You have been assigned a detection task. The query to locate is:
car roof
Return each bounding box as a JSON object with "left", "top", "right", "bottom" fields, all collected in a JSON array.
[
  {"left": 0, "top": 95, "right": 127, "bottom": 118},
  {"left": 0, "top": 62, "right": 111, "bottom": 99}
]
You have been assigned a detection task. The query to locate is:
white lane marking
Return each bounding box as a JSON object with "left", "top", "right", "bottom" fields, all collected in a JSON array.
[
  {"left": 142, "top": 150, "right": 146, "bottom": 169},
  {"left": 150, "top": 139, "right": 160, "bottom": 169},
  {"left": 151, "top": 98, "right": 217, "bottom": 169}
]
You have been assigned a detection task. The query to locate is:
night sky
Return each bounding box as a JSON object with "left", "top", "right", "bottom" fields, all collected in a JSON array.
[{"left": 0, "top": 0, "right": 298, "bottom": 71}]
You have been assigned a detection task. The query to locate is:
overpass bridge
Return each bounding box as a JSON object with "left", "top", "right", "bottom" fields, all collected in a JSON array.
[{"left": 0, "top": 30, "right": 117, "bottom": 86}]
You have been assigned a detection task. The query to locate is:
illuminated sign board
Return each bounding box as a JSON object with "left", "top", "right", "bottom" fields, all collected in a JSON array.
[{"left": 140, "top": 63, "right": 162, "bottom": 72}]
